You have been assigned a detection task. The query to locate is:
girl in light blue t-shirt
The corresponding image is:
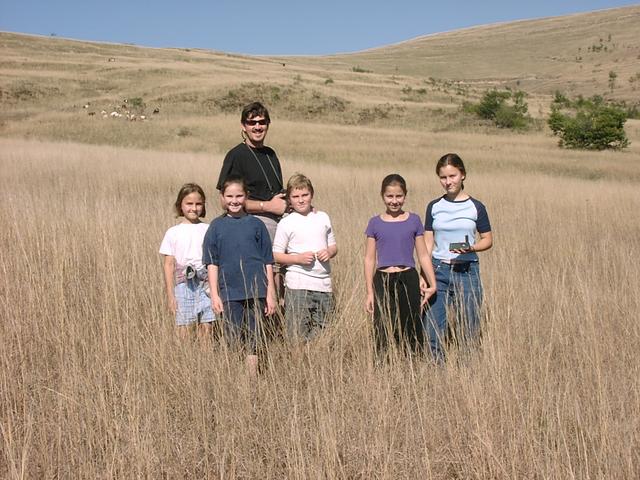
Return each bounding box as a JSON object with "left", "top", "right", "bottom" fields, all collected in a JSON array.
[{"left": 423, "top": 153, "right": 493, "bottom": 363}]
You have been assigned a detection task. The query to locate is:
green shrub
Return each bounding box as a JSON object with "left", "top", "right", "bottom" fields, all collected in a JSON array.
[
  {"left": 608, "top": 71, "right": 617, "bottom": 91},
  {"left": 468, "top": 89, "right": 531, "bottom": 129},
  {"left": 548, "top": 95, "right": 629, "bottom": 150},
  {"left": 495, "top": 104, "right": 529, "bottom": 129},
  {"left": 210, "top": 83, "right": 348, "bottom": 120},
  {"left": 127, "top": 97, "right": 145, "bottom": 112},
  {"left": 607, "top": 99, "right": 640, "bottom": 120}
]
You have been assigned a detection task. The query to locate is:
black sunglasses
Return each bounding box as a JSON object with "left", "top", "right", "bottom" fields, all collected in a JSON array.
[{"left": 244, "top": 119, "right": 269, "bottom": 126}]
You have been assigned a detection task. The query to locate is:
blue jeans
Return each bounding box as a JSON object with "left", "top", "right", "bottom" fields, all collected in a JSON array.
[{"left": 423, "top": 259, "right": 483, "bottom": 362}]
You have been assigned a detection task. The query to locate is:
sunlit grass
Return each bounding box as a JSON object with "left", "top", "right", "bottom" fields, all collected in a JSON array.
[{"left": 1, "top": 134, "right": 639, "bottom": 477}]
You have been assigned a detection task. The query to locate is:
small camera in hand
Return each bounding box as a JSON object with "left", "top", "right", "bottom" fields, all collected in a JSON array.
[{"left": 449, "top": 235, "right": 470, "bottom": 252}]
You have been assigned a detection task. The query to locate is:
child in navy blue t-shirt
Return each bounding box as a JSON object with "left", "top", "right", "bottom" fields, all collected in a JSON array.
[{"left": 203, "top": 176, "right": 275, "bottom": 375}]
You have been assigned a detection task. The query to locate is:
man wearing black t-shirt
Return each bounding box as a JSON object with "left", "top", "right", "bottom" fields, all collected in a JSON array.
[{"left": 216, "top": 102, "right": 287, "bottom": 241}]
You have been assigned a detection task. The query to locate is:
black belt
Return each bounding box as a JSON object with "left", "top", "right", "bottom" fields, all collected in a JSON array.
[{"left": 440, "top": 262, "right": 473, "bottom": 273}]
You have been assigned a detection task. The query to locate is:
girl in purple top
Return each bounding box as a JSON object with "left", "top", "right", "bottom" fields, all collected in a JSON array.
[{"left": 364, "top": 174, "right": 437, "bottom": 356}]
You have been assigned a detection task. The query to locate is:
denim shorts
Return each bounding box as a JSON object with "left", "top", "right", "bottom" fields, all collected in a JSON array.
[{"left": 175, "top": 281, "right": 215, "bottom": 326}]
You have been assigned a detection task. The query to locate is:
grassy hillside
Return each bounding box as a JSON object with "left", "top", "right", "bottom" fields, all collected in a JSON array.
[
  {"left": 1, "top": 5, "right": 639, "bottom": 154},
  {"left": 304, "top": 6, "right": 640, "bottom": 100},
  {"left": 0, "top": 30, "right": 472, "bottom": 152}
]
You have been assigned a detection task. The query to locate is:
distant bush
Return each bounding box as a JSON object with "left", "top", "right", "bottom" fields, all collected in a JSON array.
[
  {"left": 607, "top": 99, "right": 640, "bottom": 120},
  {"left": 177, "top": 127, "right": 192, "bottom": 137},
  {"left": 400, "top": 85, "right": 428, "bottom": 102},
  {"left": 352, "top": 65, "right": 372, "bottom": 73},
  {"left": 608, "top": 71, "right": 617, "bottom": 91},
  {"left": 128, "top": 97, "right": 145, "bottom": 111},
  {"left": 356, "top": 103, "right": 404, "bottom": 124},
  {"left": 210, "top": 83, "right": 348, "bottom": 120},
  {"left": 466, "top": 89, "right": 531, "bottom": 129},
  {"left": 1, "top": 81, "right": 58, "bottom": 102},
  {"left": 548, "top": 94, "right": 629, "bottom": 150}
]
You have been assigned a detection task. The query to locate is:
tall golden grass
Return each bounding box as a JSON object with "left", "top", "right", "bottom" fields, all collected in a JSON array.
[{"left": 1, "top": 126, "right": 639, "bottom": 478}]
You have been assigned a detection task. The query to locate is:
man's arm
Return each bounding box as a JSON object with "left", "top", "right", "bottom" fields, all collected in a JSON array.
[{"left": 246, "top": 195, "right": 287, "bottom": 216}]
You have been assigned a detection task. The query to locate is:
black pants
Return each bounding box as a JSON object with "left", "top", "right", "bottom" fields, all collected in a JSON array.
[{"left": 373, "top": 268, "right": 423, "bottom": 355}]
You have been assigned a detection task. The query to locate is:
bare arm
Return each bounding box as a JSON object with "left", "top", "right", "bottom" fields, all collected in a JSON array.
[
  {"left": 364, "top": 237, "right": 377, "bottom": 314},
  {"left": 423, "top": 230, "right": 435, "bottom": 257},
  {"left": 471, "top": 231, "right": 493, "bottom": 253},
  {"left": 207, "top": 264, "right": 224, "bottom": 314},
  {"left": 246, "top": 194, "right": 287, "bottom": 216},
  {"left": 264, "top": 264, "right": 276, "bottom": 316},
  {"left": 415, "top": 236, "right": 436, "bottom": 307},
  {"left": 162, "top": 255, "right": 177, "bottom": 314},
  {"left": 449, "top": 231, "right": 494, "bottom": 254},
  {"left": 273, "top": 251, "right": 315, "bottom": 266}
]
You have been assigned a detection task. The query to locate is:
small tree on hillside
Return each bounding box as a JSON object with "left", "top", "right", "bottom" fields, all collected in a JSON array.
[
  {"left": 608, "top": 71, "right": 617, "bottom": 92},
  {"left": 548, "top": 94, "right": 629, "bottom": 150},
  {"left": 466, "top": 89, "right": 531, "bottom": 129}
]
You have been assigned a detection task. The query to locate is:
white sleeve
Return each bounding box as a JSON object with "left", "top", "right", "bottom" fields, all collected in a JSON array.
[
  {"left": 272, "top": 221, "right": 289, "bottom": 253},
  {"left": 325, "top": 213, "right": 336, "bottom": 246},
  {"left": 159, "top": 227, "right": 174, "bottom": 256}
]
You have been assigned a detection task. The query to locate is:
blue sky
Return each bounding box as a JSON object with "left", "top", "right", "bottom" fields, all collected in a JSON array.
[{"left": 1, "top": 1, "right": 637, "bottom": 55}]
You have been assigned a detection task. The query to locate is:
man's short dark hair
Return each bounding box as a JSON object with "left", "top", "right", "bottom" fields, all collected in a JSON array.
[{"left": 241, "top": 102, "right": 270, "bottom": 124}]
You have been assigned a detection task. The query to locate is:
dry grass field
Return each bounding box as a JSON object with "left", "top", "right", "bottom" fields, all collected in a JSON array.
[
  {"left": 2, "top": 125, "right": 640, "bottom": 478},
  {"left": 2, "top": 6, "right": 640, "bottom": 479}
]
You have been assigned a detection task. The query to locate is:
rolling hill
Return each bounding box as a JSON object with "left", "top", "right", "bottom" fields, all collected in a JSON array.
[
  {"left": 299, "top": 5, "right": 640, "bottom": 99},
  {"left": 0, "top": 5, "right": 638, "bottom": 151}
]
